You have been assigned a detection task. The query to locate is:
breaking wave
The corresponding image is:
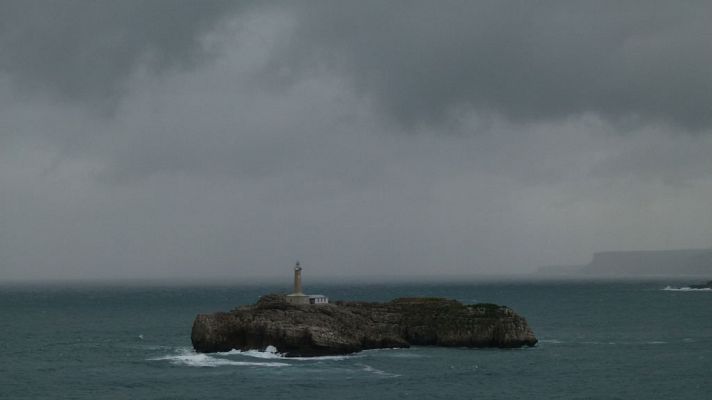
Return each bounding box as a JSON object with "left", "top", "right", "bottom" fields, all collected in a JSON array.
[
  {"left": 220, "top": 345, "right": 355, "bottom": 361},
  {"left": 149, "top": 348, "right": 289, "bottom": 368},
  {"left": 662, "top": 286, "right": 712, "bottom": 292}
]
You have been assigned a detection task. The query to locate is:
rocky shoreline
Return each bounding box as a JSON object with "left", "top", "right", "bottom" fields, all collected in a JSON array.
[{"left": 191, "top": 294, "right": 537, "bottom": 357}]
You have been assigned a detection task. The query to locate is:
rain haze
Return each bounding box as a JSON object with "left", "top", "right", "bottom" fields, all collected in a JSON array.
[{"left": 1, "top": 0, "right": 711, "bottom": 282}]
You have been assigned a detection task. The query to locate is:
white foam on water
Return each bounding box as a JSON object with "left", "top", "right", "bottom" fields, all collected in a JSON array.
[
  {"left": 220, "top": 345, "right": 281, "bottom": 359},
  {"left": 362, "top": 347, "right": 408, "bottom": 353},
  {"left": 219, "top": 346, "right": 355, "bottom": 361},
  {"left": 150, "top": 349, "right": 289, "bottom": 368},
  {"left": 662, "top": 286, "right": 712, "bottom": 292},
  {"left": 358, "top": 363, "right": 401, "bottom": 378},
  {"left": 581, "top": 340, "right": 669, "bottom": 346},
  {"left": 539, "top": 339, "right": 564, "bottom": 344},
  {"left": 136, "top": 344, "right": 173, "bottom": 351},
  {"left": 383, "top": 352, "right": 426, "bottom": 359}
]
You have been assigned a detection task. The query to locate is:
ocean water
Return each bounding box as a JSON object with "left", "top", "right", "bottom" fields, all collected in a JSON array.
[{"left": 1, "top": 281, "right": 710, "bottom": 399}]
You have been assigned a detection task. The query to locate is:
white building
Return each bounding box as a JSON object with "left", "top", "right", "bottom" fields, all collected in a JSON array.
[{"left": 285, "top": 262, "right": 329, "bottom": 305}]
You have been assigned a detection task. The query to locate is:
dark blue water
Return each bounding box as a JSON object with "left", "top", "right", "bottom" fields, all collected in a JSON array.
[{"left": 1, "top": 281, "right": 710, "bottom": 399}]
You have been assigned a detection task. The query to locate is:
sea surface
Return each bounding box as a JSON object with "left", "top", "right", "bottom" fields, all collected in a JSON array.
[{"left": 1, "top": 281, "right": 710, "bottom": 399}]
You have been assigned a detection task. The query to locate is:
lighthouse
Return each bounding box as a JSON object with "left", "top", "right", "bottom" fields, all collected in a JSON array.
[
  {"left": 293, "top": 262, "right": 303, "bottom": 294},
  {"left": 285, "top": 261, "right": 329, "bottom": 305}
]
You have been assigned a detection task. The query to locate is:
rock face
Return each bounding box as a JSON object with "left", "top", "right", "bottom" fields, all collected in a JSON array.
[{"left": 191, "top": 295, "right": 537, "bottom": 357}]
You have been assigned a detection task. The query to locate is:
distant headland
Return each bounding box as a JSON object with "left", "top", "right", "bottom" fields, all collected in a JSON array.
[
  {"left": 538, "top": 248, "right": 712, "bottom": 278},
  {"left": 191, "top": 263, "right": 537, "bottom": 357}
]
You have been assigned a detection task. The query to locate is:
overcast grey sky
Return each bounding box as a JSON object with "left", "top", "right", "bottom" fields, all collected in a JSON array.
[{"left": 1, "top": 0, "right": 711, "bottom": 281}]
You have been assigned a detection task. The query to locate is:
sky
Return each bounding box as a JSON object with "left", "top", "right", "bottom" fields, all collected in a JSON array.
[{"left": 1, "top": 1, "right": 711, "bottom": 281}]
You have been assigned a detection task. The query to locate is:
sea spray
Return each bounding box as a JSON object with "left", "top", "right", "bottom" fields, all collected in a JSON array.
[{"left": 150, "top": 348, "right": 289, "bottom": 368}]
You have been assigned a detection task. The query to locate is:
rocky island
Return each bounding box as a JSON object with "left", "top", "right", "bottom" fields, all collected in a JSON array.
[
  {"left": 689, "top": 280, "right": 712, "bottom": 289},
  {"left": 193, "top": 265, "right": 537, "bottom": 357},
  {"left": 191, "top": 294, "right": 537, "bottom": 357},
  {"left": 663, "top": 279, "right": 712, "bottom": 291}
]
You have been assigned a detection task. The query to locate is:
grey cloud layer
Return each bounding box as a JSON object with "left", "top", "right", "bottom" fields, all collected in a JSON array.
[
  {"left": 1, "top": 2, "right": 711, "bottom": 281},
  {"left": 3, "top": 1, "right": 711, "bottom": 128},
  {"left": 0, "top": 0, "right": 242, "bottom": 107},
  {"left": 271, "top": 0, "right": 712, "bottom": 129}
]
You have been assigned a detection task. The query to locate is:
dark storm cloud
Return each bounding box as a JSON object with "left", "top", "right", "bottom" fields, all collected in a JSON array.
[
  {"left": 2, "top": 1, "right": 710, "bottom": 129},
  {"left": 1, "top": 1, "right": 712, "bottom": 282},
  {"left": 267, "top": 0, "right": 712, "bottom": 129},
  {"left": 0, "top": 0, "right": 245, "bottom": 107}
]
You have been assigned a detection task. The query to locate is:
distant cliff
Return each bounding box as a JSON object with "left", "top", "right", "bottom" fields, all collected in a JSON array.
[
  {"left": 582, "top": 249, "right": 712, "bottom": 276},
  {"left": 191, "top": 295, "right": 537, "bottom": 357},
  {"left": 539, "top": 248, "right": 712, "bottom": 277}
]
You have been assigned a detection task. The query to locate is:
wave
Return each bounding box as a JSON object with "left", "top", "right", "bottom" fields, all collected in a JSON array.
[
  {"left": 358, "top": 363, "right": 401, "bottom": 378},
  {"left": 219, "top": 345, "right": 355, "bottom": 361},
  {"left": 538, "top": 339, "right": 563, "bottom": 344},
  {"left": 556, "top": 340, "right": 669, "bottom": 346},
  {"left": 149, "top": 348, "right": 289, "bottom": 368},
  {"left": 381, "top": 352, "right": 426, "bottom": 359},
  {"left": 662, "top": 286, "right": 712, "bottom": 291}
]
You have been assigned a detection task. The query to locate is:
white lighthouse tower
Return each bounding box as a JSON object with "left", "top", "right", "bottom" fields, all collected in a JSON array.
[
  {"left": 293, "top": 261, "right": 303, "bottom": 294},
  {"left": 285, "top": 261, "right": 328, "bottom": 305}
]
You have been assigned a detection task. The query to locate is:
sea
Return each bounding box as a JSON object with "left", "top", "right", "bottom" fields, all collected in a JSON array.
[{"left": 1, "top": 280, "right": 710, "bottom": 399}]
